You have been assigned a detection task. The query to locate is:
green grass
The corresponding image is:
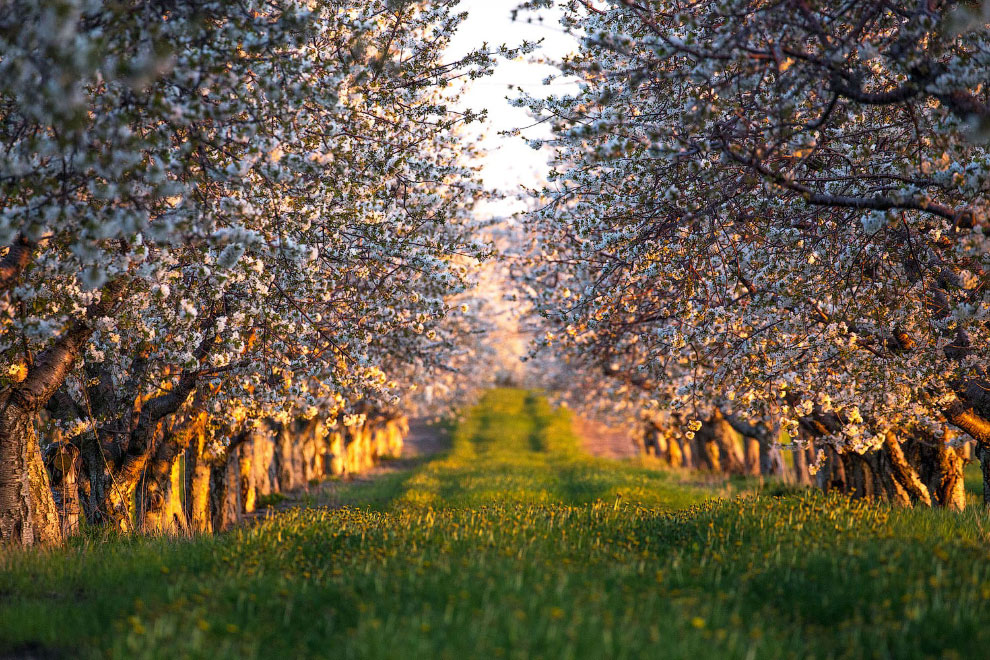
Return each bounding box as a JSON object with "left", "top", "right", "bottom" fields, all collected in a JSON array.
[
  {"left": 965, "top": 459, "right": 984, "bottom": 502},
  {"left": 3, "top": 388, "right": 990, "bottom": 659},
  {"left": 254, "top": 492, "right": 287, "bottom": 509}
]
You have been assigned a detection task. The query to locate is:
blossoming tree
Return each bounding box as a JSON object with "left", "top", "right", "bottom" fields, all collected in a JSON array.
[
  {"left": 520, "top": 0, "right": 990, "bottom": 507},
  {"left": 0, "top": 0, "right": 507, "bottom": 545}
]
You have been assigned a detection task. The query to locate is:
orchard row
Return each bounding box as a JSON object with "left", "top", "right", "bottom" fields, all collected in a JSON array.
[
  {"left": 0, "top": 0, "right": 504, "bottom": 546},
  {"left": 520, "top": 0, "right": 990, "bottom": 507}
]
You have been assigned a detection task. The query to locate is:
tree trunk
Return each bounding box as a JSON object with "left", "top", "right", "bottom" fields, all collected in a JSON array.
[
  {"left": 820, "top": 445, "right": 847, "bottom": 494},
  {"left": 328, "top": 431, "right": 345, "bottom": 476},
  {"left": 0, "top": 279, "right": 128, "bottom": 546},
  {"left": 251, "top": 425, "right": 276, "bottom": 498},
  {"left": 759, "top": 438, "right": 787, "bottom": 478},
  {"left": 0, "top": 235, "right": 35, "bottom": 293},
  {"left": 744, "top": 437, "right": 761, "bottom": 477},
  {"left": 792, "top": 443, "right": 811, "bottom": 485},
  {"left": 78, "top": 432, "right": 107, "bottom": 525},
  {"left": 359, "top": 425, "right": 374, "bottom": 471},
  {"left": 238, "top": 441, "right": 256, "bottom": 515},
  {"left": 934, "top": 442, "right": 966, "bottom": 511},
  {"left": 805, "top": 443, "right": 817, "bottom": 480},
  {"left": 703, "top": 439, "right": 721, "bottom": 472},
  {"left": 43, "top": 440, "right": 81, "bottom": 537},
  {"left": 693, "top": 422, "right": 721, "bottom": 472},
  {"left": 303, "top": 419, "right": 324, "bottom": 481},
  {"left": 210, "top": 448, "right": 241, "bottom": 532},
  {"left": 99, "top": 421, "right": 167, "bottom": 531},
  {"left": 276, "top": 422, "right": 299, "bottom": 491},
  {"left": 711, "top": 411, "right": 745, "bottom": 474},
  {"left": 859, "top": 454, "right": 877, "bottom": 499},
  {"left": 387, "top": 418, "right": 405, "bottom": 458},
  {"left": 961, "top": 440, "right": 974, "bottom": 462},
  {"left": 186, "top": 430, "right": 213, "bottom": 534},
  {"left": 666, "top": 431, "right": 683, "bottom": 467},
  {"left": 655, "top": 431, "right": 670, "bottom": 463},
  {"left": 371, "top": 421, "right": 388, "bottom": 461},
  {"left": 0, "top": 392, "right": 61, "bottom": 546},
  {"left": 678, "top": 435, "right": 694, "bottom": 469},
  {"left": 345, "top": 425, "right": 365, "bottom": 474},
  {"left": 843, "top": 453, "right": 868, "bottom": 499},
  {"left": 642, "top": 424, "right": 661, "bottom": 457},
  {"left": 293, "top": 422, "right": 309, "bottom": 486},
  {"left": 883, "top": 432, "right": 932, "bottom": 507},
  {"left": 759, "top": 436, "right": 772, "bottom": 476},
  {"left": 138, "top": 426, "right": 193, "bottom": 535},
  {"left": 56, "top": 459, "right": 81, "bottom": 537}
]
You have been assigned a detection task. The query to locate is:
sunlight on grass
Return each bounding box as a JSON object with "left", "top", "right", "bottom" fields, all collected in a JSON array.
[
  {"left": 390, "top": 389, "right": 719, "bottom": 511},
  {"left": 3, "top": 389, "right": 990, "bottom": 659}
]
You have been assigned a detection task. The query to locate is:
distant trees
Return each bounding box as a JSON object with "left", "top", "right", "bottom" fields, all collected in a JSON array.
[
  {"left": 1, "top": 0, "right": 503, "bottom": 545},
  {"left": 521, "top": 1, "right": 989, "bottom": 506}
]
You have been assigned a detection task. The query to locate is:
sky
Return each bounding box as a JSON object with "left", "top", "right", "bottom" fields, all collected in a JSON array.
[
  {"left": 445, "top": 0, "right": 580, "bottom": 218},
  {"left": 440, "top": 1, "right": 582, "bottom": 378}
]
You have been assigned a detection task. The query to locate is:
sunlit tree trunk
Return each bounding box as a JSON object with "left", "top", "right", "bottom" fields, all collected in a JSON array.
[
  {"left": 185, "top": 424, "right": 213, "bottom": 534},
  {"left": 251, "top": 425, "right": 276, "bottom": 499},
  {"left": 655, "top": 432, "right": 670, "bottom": 462},
  {"left": 387, "top": 418, "right": 405, "bottom": 458},
  {"left": 359, "top": 425, "right": 374, "bottom": 471},
  {"left": 301, "top": 418, "right": 323, "bottom": 482},
  {"left": 238, "top": 440, "right": 256, "bottom": 515},
  {"left": 139, "top": 450, "right": 189, "bottom": 535},
  {"left": 328, "top": 431, "right": 345, "bottom": 476},
  {"left": 711, "top": 411, "right": 745, "bottom": 474},
  {"left": 138, "top": 413, "right": 208, "bottom": 534},
  {"left": 666, "top": 431, "right": 683, "bottom": 467},
  {"left": 792, "top": 442, "right": 811, "bottom": 485},
  {"left": 744, "top": 437, "right": 761, "bottom": 477},
  {"left": 935, "top": 443, "right": 966, "bottom": 511},
  {"left": 678, "top": 435, "right": 694, "bottom": 469},
  {"left": 699, "top": 433, "right": 721, "bottom": 473},
  {"left": 819, "top": 446, "right": 847, "bottom": 494},
  {"left": 0, "top": 393, "right": 61, "bottom": 546},
  {"left": 883, "top": 432, "right": 932, "bottom": 507},
  {"left": 372, "top": 421, "right": 389, "bottom": 461}
]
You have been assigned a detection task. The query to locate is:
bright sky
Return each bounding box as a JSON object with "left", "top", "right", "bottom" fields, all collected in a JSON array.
[
  {"left": 441, "top": 2, "right": 581, "bottom": 376},
  {"left": 445, "top": 0, "right": 580, "bottom": 218}
]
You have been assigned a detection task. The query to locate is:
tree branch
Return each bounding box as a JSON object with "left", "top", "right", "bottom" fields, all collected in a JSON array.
[
  {"left": 13, "top": 277, "right": 129, "bottom": 412},
  {"left": 0, "top": 236, "right": 35, "bottom": 293}
]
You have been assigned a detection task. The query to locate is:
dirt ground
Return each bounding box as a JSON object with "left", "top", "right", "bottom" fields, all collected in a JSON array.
[
  {"left": 570, "top": 415, "right": 640, "bottom": 460},
  {"left": 399, "top": 418, "right": 451, "bottom": 459}
]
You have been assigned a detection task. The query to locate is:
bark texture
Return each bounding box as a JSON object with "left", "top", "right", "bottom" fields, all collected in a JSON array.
[
  {"left": 0, "top": 392, "right": 61, "bottom": 546},
  {"left": 0, "top": 235, "right": 35, "bottom": 293},
  {"left": 138, "top": 418, "right": 200, "bottom": 535}
]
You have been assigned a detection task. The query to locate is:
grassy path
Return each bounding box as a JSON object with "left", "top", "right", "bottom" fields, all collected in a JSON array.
[{"left": 3, "top": 389, "right": 990, "bottom": 659}]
